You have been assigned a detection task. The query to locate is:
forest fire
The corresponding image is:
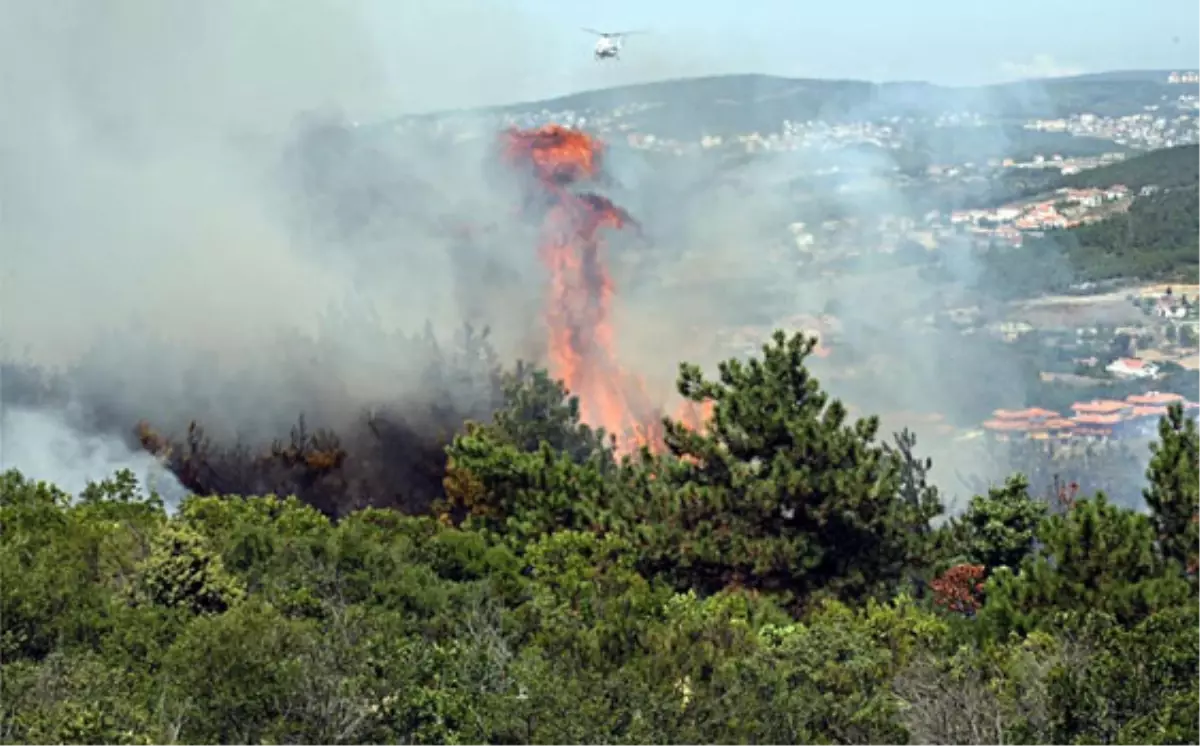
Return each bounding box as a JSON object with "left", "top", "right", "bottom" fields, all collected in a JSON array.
[{"left": 501, "top": 125, "right": 706, "bottom": 455}]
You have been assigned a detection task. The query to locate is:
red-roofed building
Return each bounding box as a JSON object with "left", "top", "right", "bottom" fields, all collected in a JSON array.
[
  {"left": 981, "top": 418, "right": 1039, "bottom": 441},
  {"left": 982, "top": 407, "right": 1063, "bottom": 440},
  {"left": 983, "top": 396, "right": 1196, "bottom": 442},
  {"left": 1073, "top": 399, "right": 1131, "bottom": 415},
  {"left": 993, "top": 407, "right": 1060, "bottom": 421},
  {"left": 1071, "top": 412, "right": 1127, "bottom": 439},
  {"left": 1126, "top": 391, "right": 1186, "bottom": 407}
]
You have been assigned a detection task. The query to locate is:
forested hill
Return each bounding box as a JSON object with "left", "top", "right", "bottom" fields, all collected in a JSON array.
[
  {"left": 1064, "top": 182, "right": 1200, "bottom": 281},
  {"left": 976, "top": 148, "right": 1200, "bottom": 293},
  {"left": 1063, "top": 144, "right": 1200, "bottom": 283},
  {"left": 1061, "top": 144, "right": 1199, "bottom": 191},
  {"left": 980, "top": 144, "right": 1197, "bottom": 209},
  {"left": 492, "top": 71, "right": 1190, "bottom": 121}
]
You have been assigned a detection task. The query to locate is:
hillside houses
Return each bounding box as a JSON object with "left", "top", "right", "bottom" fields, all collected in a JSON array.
[
  {"left": 1060, "top": 187, "right": 1103, "bottom": 207},
  {"left": 1025, "top": 111, "right": 1198, "bottom": 150},
  {"left": 937, "top": 179, "right": 1140, "bottom": 245},
  {"left": 981, "top": 392, "right": 1199, "bottom": 442},
  {"left": 1014, "top": 202, "right": 1069, "bottom": 230}
]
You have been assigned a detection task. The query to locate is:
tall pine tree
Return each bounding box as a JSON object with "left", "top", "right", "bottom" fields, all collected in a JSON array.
[
  {"left": 629, "top": 331, "right": 943, "bottom": 608},
  {"left": 1143, "top": 403, "right": 1199, "bottom": 575}
]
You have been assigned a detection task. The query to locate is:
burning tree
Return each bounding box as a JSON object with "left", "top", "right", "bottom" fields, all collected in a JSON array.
[{"left": 501, "top": 124, "right": 689, "bottom": 457}]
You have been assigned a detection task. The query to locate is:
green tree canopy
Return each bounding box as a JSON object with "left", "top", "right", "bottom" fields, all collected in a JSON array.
[
  {"left": 1143, "top": 403, "right": 1200, "bottom": 574},
  {"left": 628, "top": 331, "right": 943, "bottom": 607}
]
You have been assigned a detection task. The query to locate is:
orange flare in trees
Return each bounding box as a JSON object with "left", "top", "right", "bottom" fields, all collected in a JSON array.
[{"left": 501, "top": 124, "right": 708, "bottom": 456}]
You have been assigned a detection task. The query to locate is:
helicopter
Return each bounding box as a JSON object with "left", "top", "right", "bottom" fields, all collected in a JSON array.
[{"left": 582, "top": 28, "right": 645, "bottom": 61}]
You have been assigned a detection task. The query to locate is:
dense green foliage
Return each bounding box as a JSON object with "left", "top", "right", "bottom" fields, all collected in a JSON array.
[
  {"left": 1061, "top": 185, "right": 1200, "bottom": 282},
  {"left": 3, "top": 331, "right": 1196, "bottom": 744},
  {"left": 1061, "top": 145, "right": 1200, "bottom": 191}
]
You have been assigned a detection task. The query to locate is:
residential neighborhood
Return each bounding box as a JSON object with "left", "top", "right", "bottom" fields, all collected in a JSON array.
[
  {"left": 1023, "top": 108, "right": 1199, "bottom": 150},
  {"left": 980, "top": 392, "right": 1200, "bottom": 442},
  {"left": 776, "top": 175, "right": 1155, "bottom": 264},
  {"left": 386, "top": 80, "right": 1197, "bottom": 158},
  {"left": 938, "top": 181, "right": 1135, "bottom": 246}
]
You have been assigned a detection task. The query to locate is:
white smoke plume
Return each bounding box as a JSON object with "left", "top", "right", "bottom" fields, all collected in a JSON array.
[{"left": 1, "top": 405, "right": 189, "bottom": 511}]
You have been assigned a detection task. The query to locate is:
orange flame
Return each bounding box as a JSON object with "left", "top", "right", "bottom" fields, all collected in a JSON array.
[
  {"left": 674, "top": 400, "right": 715, "bottom": 432},
  {"left": 502, "top": 124, "right": 710, "bottom": 456}
]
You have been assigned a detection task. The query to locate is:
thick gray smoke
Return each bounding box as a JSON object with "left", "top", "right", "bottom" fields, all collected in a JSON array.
[
  {"left": 0, "top": 1, "right": 1147, "bottom": 511},
  {"left": 0, "top": 1, "right": 545, "bottom": 481},
  {"left": 0, "top": 0, "right": 743, "bottom": 492},
  {"left": 0, "top": 1, "right": 537, "bottom": 366}
]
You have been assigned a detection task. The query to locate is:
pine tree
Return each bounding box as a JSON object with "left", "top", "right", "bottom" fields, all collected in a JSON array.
[
  {"left": 954, "top": 475, "right": 1048, "bottom": 571},
  {"left": 1143, "top": 403, "right": 1199, "bottom": 574},
  {"left": 630, "top": 331, "right": 943, "bottom": 607},
  {"left": 982, "top": 494, "right": 1191, "bottom": 633},
  {"left": 440, "top": 364, "right": 620, "bottom": 538}
]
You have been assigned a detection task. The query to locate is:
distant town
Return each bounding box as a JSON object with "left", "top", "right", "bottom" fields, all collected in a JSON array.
[
  {"left": 770, "top": 158, "right": 1178, "bottom": 272},
  {"left": 705, "top": 280, "right": 1200, "bottom": 442},
  {"left": 1167, "top": 70, "right": 1200, "bottom": 84},
  {"left": 392, "top": 72, "right": 1199, "bottom": 158},
  {"left": 368, "top": 70, "right": 1200, "bottom": 447},
  {"left": 402, "top": 103, "right": 1198, "bottom": 158},
  {"left": 936, "top": 180, "right": 1139, "bottom": 243},
  {"left": 970, "top": 285, "right": 1200, "bottom": 441}
]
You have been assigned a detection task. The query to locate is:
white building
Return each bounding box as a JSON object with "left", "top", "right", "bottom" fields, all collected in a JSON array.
[
  {"left": 1106, "top": 357, "right": 1160, "bottom": 380},
  {"left": 1155, "top": 302, "right": 1188, "bottom": 320}
]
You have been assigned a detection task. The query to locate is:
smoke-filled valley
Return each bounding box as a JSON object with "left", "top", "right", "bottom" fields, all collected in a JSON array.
[
  {"left": 2, "top": 1, "right": 1190, "bottom": 520},
  {"left": 0, "top": 2, "right": 1180, "bottom": 517},
  {"left": 4, "top": 4, "right": 1199, "bottom": 744}
]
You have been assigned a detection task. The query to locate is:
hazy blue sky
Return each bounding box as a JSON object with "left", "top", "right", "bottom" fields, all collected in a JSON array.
[
  {"left": 567, "top": 0, "right": 1198, "bottom": 80},
  {"left": 330, "top": 0, "right": 1200, "bottom": 113},
  {"left": 3, "top": 1, "right": 1196, "bottom": 121}
]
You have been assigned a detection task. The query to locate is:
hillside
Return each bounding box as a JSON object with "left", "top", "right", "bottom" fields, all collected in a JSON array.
[
  {"left": 1063, "top": 145, "right": 1200, "bottom": 283},
  {"left": 1060, "top": 144, "right": 1200, "bottom": 190},
  {"left": 1064, "top": 183, "right": 1200, "bottom": 281},
  {"left": 976, "top": 148, "right": 1200, "bottom": 295},
  {"left": 935, "top": 144, "right": 1199, "bottom": 214},
  {"left": 475, "top": 71, "right": 1194, "bottom": 138}
]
